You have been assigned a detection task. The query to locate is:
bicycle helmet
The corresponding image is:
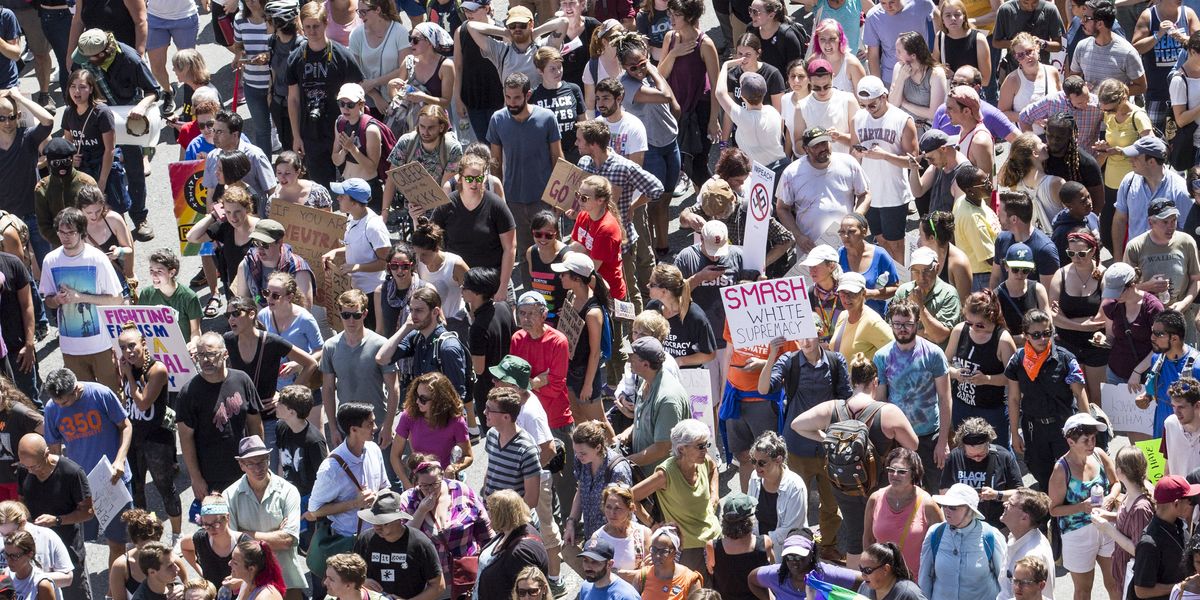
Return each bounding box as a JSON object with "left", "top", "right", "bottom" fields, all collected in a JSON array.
[{"left": 265, "top": 0, "right": 300, "bottom": 21}]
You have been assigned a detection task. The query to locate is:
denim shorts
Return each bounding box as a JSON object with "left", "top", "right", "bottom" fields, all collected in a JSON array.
[{"left": 147, "top": 13, "right": 200, "bottom": 50}]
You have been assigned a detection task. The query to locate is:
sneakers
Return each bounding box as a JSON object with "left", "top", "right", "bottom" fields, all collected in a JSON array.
[
  {"left": 33, "top": 92, "right": 54, "bottom": 110},
  {"left": 548, "top": 580, "right": 567, "bottom": 598},
  {"left": 133, "top": 221, "right": 155, "bottom": 242},
  {"left": 161, "top": 90, "right": 175, "bottom": 116}
]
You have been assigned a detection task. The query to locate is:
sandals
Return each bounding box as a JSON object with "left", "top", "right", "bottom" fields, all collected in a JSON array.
[{"left": 203, "top": 295, "right": 223, "bottom": 319}]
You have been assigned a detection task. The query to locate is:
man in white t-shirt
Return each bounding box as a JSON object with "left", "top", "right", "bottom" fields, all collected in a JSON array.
[
  {"left": 776, "top": 127, "right": 869, "bottom": 252},
  {"left": 321, "top": 178, "right": 391, "bottom": 332},
  {"left": 596, "top": 77, "right": 648, "bottom": 165},
  {"left": 716, "top": 64, "right": 786, "bottom": 168},
  {"left": 39, "top": 204, "right": 124, "bottom": 392},
  {"left": 850, "top": 75, "right": 917, "bottom": 265},
  {"left": 1163, "top": 377, "right": 1200, "bottom": 477}
]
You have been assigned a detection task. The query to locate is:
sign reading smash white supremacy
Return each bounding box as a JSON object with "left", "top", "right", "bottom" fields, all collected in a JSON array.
[{"left": 721, "top": 276, "right": 817, "bottom": 348}]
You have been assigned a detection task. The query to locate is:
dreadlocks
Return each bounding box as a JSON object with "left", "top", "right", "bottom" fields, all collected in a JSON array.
[
  {"left": 1047, "top": 112, "right": 1082, "bottom": 182},
  {"left": 612, "top": 31, "right": 650, "bottom": 64}
]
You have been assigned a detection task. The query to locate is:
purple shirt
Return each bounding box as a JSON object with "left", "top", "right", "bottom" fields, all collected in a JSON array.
[
  {"left": 393, "top": 411, "right": 469, "bottom": 468},
  {"left": 932, "top": 100, "right": 1019, "bottom": 141},
  {"left": 753, "top": 562, "right": 860, "bottom": 600}
]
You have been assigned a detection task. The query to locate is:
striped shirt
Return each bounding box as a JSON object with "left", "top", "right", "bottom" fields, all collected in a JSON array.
[
  {"left": 234, "top": 16, "right": 271, "bottom": 89},
  {"left": 577, "top": 153, "right": 665, "bottom": 243},
  {"left": 482, "top": 428, "right": 541, "bottom": 497}
]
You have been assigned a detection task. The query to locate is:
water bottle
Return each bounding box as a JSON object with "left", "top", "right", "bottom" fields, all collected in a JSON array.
[{"left": 1090, "top": 484, "right": 1104, "bottom": 507}]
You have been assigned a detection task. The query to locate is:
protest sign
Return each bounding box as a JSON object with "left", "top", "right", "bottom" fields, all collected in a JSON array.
[
  {"left": 678, "top": 368, "right": 719, "bottom": 461},
  {"left": 542, "top": 159, "right": 587, "bottom": 212},
  {"left": 87, "top": 456, "right": 133, "bottom": 534},
  {"left": 743, "top": 162, "right": 775, "bottom": 273},
  {"left": 170, "top": 160, "right": 209, "bottom": 256},
  {"left": 721, "top": 276, "right": 818, "bottom": 348},
  {"left": 558, "top": 292, "right": 584, "bottom": 355},
  {"left": 1135, "top": 438, "right": 1166, "bottom": 483},
  {"left": 1100, "top": 384, "right": 1154, "bottom": 437},
  {"left": 269, "top": 201, "right": 349, "bottom": 330},
  {"left": 99, "top": 305, "right": 197, "bottom": 392},
  {"left": 388, "top": 162, "right": 451, "bottom": 214}
]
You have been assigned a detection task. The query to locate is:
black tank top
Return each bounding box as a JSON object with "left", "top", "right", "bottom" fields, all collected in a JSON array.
[
  {"left": 83, "top": 0, "right": 136, "bottom": 50},
  {"left": 996, "top": 281, "right": 1042, "bottom": 336},
  {"left": 712, "top": 535, "right": 768, "bottom": 600},
  {"left": 127, "top": 358, "right": 175, "bottom": 444},
  {"left": 570, "top": 296, "right": 602, "bottom": 367},
  {"left": 193, "top": 531, "right": 251, "bottom": 589},
  {"left": 124, "top": 552, "right": 141, "bottom": 597},
  {"left": 528, "top": 245, "right": 569, "bottom": 326},
  {"left": 1057, "top": 268, "right": 1104, "bottom": 348},
  {"left": 939, "top": 30, "right": 981, "bottom": 72},
  {"left": 951, "top": 327, "right": 1006, "bottom": 410},
  {"left": 459, "top": 26, "right": 503, "bottom": 109}
]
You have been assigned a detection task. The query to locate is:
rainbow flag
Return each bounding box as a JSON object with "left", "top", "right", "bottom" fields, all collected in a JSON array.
[{"left": 806, "top": 574, "right": 869, "bottom": 600}]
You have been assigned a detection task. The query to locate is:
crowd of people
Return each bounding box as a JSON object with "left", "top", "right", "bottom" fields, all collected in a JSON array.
[{"left": 2, "top": 0, "right": 1200, "bottom": 598}]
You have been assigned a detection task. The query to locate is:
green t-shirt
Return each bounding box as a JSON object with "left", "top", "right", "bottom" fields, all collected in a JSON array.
[
  {"left": 137, "top": 284, "right": 204, "bottom": 340},
  {"left": 892, "top": 279, "right": 963, "bottom": 338}
]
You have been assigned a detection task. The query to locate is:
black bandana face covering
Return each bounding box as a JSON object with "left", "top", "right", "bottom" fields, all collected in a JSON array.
[{"left": 49, "top": 157, "right": 72, "bottom": 178}]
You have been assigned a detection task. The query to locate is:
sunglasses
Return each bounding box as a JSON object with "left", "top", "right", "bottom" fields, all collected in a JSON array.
[
  {"left": 252, "top": 240, "right": 272, "bottom": 249},
  {"left": 1065, "top": 249, "right": 1091, "bottom": 258},
  {"left": 695, "top": 441, "right": 711, "bottom": 450},
  {"left": 409, "top": 36, "right": 424, "bottom": 44},
  {"left": 337, "top": 99, "right": 359, "bottom": 109},
  {"left": 516, "top": 589, "right": 542, "bottom": 598},
  {"left": 227, "top": 310, "right": 248, "bottom": 319},
  {"left": 750, "top": 458, "right": 772, "bottom": 467},
  {"left": 885, "top": 467, "right": 910, "bottom": 475},
  {"left": 265, "top": 290, "right": 286, "bottom": 300},
  {"left": 462, "top": 174, "right": 487, "bottom": 184},
  {"left": 1009, "top": 267, "right": 1033, "bottom": 275},
  {"left": 507, "top": 22, "right": 529, "bottom": 29},
  {"left": 1011, "top": 578, "right": 1040, "bottom": 587},
  {"left": 1151, "top": 329, "right": 1169, "bottom": 337},
  {"left": 199, "top": 520, "right": 225, "bottom": 530},
  {"left": 388, "top": 261, "right": 413, "bottom": 271},
  {"left": 48, "top": 158, "right": 73, "bottom": 168},
  {"left": 860, "top": 565, "right": 884, "bottom": 575},
  {"left": 0, "top": 115, "right": 18, "bottom": 123},
  {"left": 3, "top": 552, "right": 24, "bottom": 561},
  {"left": 1026, "top": 329, "right": 1053, "bottom": 340},
  {"left": 198, "top": 120, "right": 216, "bottom": 129},
  {"left": 417, "top": 393, "right": 433, "bottom": 404},
  {"left": 340, "top": 311, "right": 365, "bottom": 320},
  {"left": 965, "top": 319, "right": 989, "bottom": 330},
  {"left": 532, "top": 231, "right": 556, "bottom": 240},
  {"left": 810, "top": 83, "right": 832, "bottom": 92}
]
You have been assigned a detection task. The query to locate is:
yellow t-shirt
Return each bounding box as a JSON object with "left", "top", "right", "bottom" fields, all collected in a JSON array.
[
  {"left": 961, "top": 0, "right": 995, "bottom": 32},
  {"left": 831, "top": 306, "right": 895, "bottom": 362},
  {"left": 1103, "top": 108, "right": 1152, "bottom": 189},
  {"left": 953, "top": 196, "right": 1000, "bottom": 274}
]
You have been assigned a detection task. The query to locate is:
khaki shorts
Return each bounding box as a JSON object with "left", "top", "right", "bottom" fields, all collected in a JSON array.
[
  {"left": 535, "top": 472, "right": 562, "bottom": 549},
  {"left": 12, "top": 7, "right": 48, "bottom": 55}
]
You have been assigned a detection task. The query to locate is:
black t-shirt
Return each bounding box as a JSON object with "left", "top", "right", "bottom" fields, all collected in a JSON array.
[
  {"left": 470, "top": 300, "right": 514, "bottom": 404},
  {"left": 0, "top": 251, "right": 32, "bottom": 350},
  {"left": 17, "top": 456, "right": 89, "bottom": 565},
  {"left": 211, "top": 221, "right": 253, "bottom": 289},
  {"left": 285, "top": 41, "right": 365, "bottom": 144},
  {"left": 647, "top": 299, "right": 717, "bottom": 359},
  {"left": 131, "top": 583, "right": 168, "bottom": 600},
  {"left": 61, "top": 106, "right": 115, "bottom": 164},
  {"left": 1045, "top": 149, "right": 1103, "bottom": 189},
  {"left": 222, "top": 331, "right": 295, "bottom": 401},
  {"left": 938, "top": 445, "right": 1023, "bottom": 526},
  {"left": 270, "top": 34, "right": 306, "bottom": 99},
  {"left": 727, "top": 63, "right": 787, "bottom": 107},
  {"left": 275, "top": 420, "right": 327, "bottom": 495},
  {"left": 1133, "top": 516, "right": 1188, "bottom": 600},
  {"left": 0, "top": 403, "right": 41, "bottom": 485},
  {"left": 0, "top": 124, "right": 51, "bottom": 215},
  {"left": 561, "top": 17, "right": 600, "bottom": 88},
  {"left": 430, "top": 190, "right": 516, "bottom": 271},
  {"left": 531, "top": 83, "right": 586, "bottom": 163},
  {"left": 176, "top": 370, "right": 263, "bottom": 489},
  {"left": 352, "top": 526, "right": 443, "bottom": 598},
  {"left": 673, "top": 245, "right": 756, "bottom": 350},
  {"left": 129, "top": 358, "right": 177, "bottom": 445},
  {"left": 748, "top": 23, "right": 807, "bottom": 76}
]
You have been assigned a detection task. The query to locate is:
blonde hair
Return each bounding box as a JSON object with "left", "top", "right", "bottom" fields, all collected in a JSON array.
[
  {"left": 633, "top": 309, "right": 670, "bottom": 340},
  {"left": 0, "top": 501, "right": 29, "bottom": 527},
  {"left": 936, "top": 0, "right": 972, "bottom": 32},
  {"left": 510, "top": 567, "right": 550, "bottom": 600},
  {"left": 534, "top": 46, "right": 563, "bottom": 70},
  {"left": 183, "top": 579, "right": 217, "bottom": 600},
  {"left": 171, "top": 49, "right": 212, "bottom": 85},
  {"left": 1096, "top": 78, "right": 1129, "bottom": 105},
  {"left": 487, "top": 489, "right": 532, "bottom": 532},
  {"left": 580, "top": 175, "right": 626, "bottom": 244},
  {"left": 1010, "top": 31, "right": 1042, "bottom": 53},
  {"left": 220, "top": 184, "right": 254, "bottom": 211}
]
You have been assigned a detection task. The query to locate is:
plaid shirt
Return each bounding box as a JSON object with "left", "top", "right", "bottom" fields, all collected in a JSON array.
[
  {"left": 399, "top": 479, "right": 494, "bottom": 576},
  {"left": 577, "top": 153, "right": 665, "bottom": 242},
  {"left": 1018, "top": 91, "right": 1103, "bottom": 147}
]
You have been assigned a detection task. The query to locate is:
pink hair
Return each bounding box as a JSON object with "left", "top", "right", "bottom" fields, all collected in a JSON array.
[{"left": 810, "top": 19, "right": 849, "bottom": 57}]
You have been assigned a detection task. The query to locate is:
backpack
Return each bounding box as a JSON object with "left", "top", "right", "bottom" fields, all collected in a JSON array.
[
  {"left": 599, "top": 304, "right": 613, "bottom": 362},
  {"left": 822, "top": 400, "right": 886, "bottom": 497},
  {"left": 431, "top": 330, "right": 473, "bottom": 388},
  {"left": 338, "top": 113, "right": 397, "bottom": 181},
  {"left": 926, "top": 522, "right": 1000, "bottom": 580}
]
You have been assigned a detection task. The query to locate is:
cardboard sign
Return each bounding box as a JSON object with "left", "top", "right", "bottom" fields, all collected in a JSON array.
[
  {"left": 720, "top": 276, "right": 818, "bottom": 348},
  {"left": 677, "top": 367, "right": 720, "bottom": 461},
  {"left": 269, "top": 201, "right": 349, "bottom": 330},
  {"left": 542, "top": 159, "right": 587, "bottom": 212},
  {"left": 87, "top": 456, "right": 133, "bottom": 534},
  {"left": 388, "top": 162, "right": 451, "bottom": 214},
  {"left": 1100, "top": 383, "right": 1155, "bottom": 437},
  {"left": 558, "top": 291, "right": 584, "bottom": 356},
  {"left": 170, "top": 160, "right": 209, "bottom": 256},
  {"left": 99, "top": 305, "right": 197, "bottom": 392},
  {"left": 743, "top": 161, "right": 775, "bottom": 273},
  {"left": 1135, "top": 438, "right": 1166, "bottom": 484}
]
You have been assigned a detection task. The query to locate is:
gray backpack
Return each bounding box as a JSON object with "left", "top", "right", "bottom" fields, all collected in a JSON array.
[{"left": 823, "top": 400, "right": 886, "bottom": 497}]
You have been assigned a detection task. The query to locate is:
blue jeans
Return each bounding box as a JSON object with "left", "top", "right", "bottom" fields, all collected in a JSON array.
[
  {"left": 119, "top": 144, "right": 148, "bottom": 224},
  {"left": 643, "top": 141, "right": 681, "bottom": 194},
  {"left": 243, "top": 85, "right": 273, "bottom": 159},
  {"left": 6, "top": 355, "right": 38, "bottom": 406},
  {"left": 38, "top": 9, "right": 71, "bottom": 97}
]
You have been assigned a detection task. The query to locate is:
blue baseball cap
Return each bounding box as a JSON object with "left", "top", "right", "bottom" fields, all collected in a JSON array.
[
  {"left": 1005, "top": 243, "right": 1035, "bottom": 270},
  {"left": 331, "top": 178, "right": 372, "bottom": 204}
]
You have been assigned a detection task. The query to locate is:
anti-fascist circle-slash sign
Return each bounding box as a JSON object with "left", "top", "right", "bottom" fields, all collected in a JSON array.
[{"left": 750, "top": 183, "right": 770, "bottom": 221}]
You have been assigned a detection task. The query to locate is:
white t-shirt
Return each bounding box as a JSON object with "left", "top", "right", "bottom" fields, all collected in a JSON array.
[
  {"left": 39, "top": 244, "right": 123, "bottom": 356},
  {"left": 0, "top": 525, "right": 72, "bottom": 574},
  {"left": 349, "top": 22, "right": 412, "bottom": 103},
  {"left": 606, "top": 112, "right": 649, "bottom": 158},
  {"left": 417, "top": 251, "right": 468, "bottom": 319},
  {"left": 344, "top": 209, "right": 390, "bottom": 293},
  {"left": 730, "top": 105, "right": 786, "bottom": 166},
  {"left": 147, "top": 0, "right": 198, "bottom": 21},
  {"left": 853, "top": 104, "right": 914, "bottom": 209},
  {"left": 798, "top": 90, "right": 854, "bottom": 153},
  {"left": 777, "top": 153, "right": 869, "bottom": 240},
  {"left": 517, "top": 394, "right": 554, "bottom": 446},
  {"left": 1170, "top": 73, "right": 1200, "bottom": 148},
  {"left": 1164, "top": 415, "right": 1200, "bottom": 477}
]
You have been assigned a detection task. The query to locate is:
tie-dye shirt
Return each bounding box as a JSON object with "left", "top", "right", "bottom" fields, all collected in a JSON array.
[{"left": 874, "top": 337, "right": 950, "bottom": 436}]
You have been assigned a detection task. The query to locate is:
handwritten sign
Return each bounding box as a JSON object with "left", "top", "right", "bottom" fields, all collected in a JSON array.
[
  {"left": 269, "top": 201, "right": 349, "bottom": 330},
  {"left": 743, "top": 161, "right": 775, "bottom": 273},
  {"left": 720, "top": 276, "right": 818, "bottom": 348},
  {"left": 99, "top": 306, "right": 197, "bottom": 392},
  {"left": 542, "top": 159, "right": 587, "bottom": 212},
  {"left": 1135, "top": 438, "right": 1166, "bottom": 483},
  {"left": 558, "top": 292, "right": 584, "bottom": 356},
  {"left": 1101, "top": 383, "right": 1155, "bottom": 437},
  {"left": 388, "top": 162, "right": 451, "bottom": 214},
  {"left": 170, "top": 160, "right": 209, "bottom": 256},
  {"left": 87, "top": 455, "right": 133, "bottom": 534},
  {"left": 678, "top": 368, "right": 719, "bottom": 461}
]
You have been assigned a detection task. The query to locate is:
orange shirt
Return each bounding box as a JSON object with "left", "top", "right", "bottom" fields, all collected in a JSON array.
[{"left": 723, "top": 322, "right": 800, "bottom": 392}]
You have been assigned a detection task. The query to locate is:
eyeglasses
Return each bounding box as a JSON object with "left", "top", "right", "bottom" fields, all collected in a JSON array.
[
  {"left": 417, "top": 393, "right": 433, "bottom": 404},
  {"left": 507, "top": 22, "right": 529, "bottom": 29},
  {"left": 1082, "top": 14, "right": 1097, "bottom": 21},
  {"left": 462, "top": 174, "right": 487, "bottom": 184},
  {"left": 388, "top": 261, "right": 413, "bottom": 271},
  {"left": 890, "top": 321, "right": 917, "bottom": 330},
  {"left": 885, "top": 467, "right": 910, "bottom": 475},
  {"left": 265, "top": 290, "right": 286, "bottom": 300},
  {"left": 1152, "top": 329, "right": 1169, "bottom": 337},
  {"left": 356, "top": 5, "right": 375, "bottom": 14},
  {"left": 1011, "top": 578, "right": 1041, "bottom": 588},
  {"left": 196, "top": 351, "right": 224, "bottom": 360},
  {"left": 516, "top": 588, "right": 542, "bottom": 598},
  {"left": 340, "top": 311, "right": 365, "bottom": 320},
  {"left": 532, "top": 231, "right": 556, "bottom": 240},
  {"left": 0, "top": 115, "right": 19, "bottom": 123},
  {"left": 1009, "top": 267, "right": 1033, "bottom": 275},
  {"left": 1026, "top": 329, "right": 1053, "bottom": 340},
  {"left": 1065, "top": 249, "right": 1091, "bottom": 258},
  {"left": 3, "top": 552, "right": 25, "bottom": 561},
  {"left": 337, "top": 100, "right": 359, "bottom": 109}
]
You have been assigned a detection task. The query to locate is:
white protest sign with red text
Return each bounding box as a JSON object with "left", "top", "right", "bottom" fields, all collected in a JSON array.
[{"left": 720, "top": 276, "right": 818, "bottom": 349}]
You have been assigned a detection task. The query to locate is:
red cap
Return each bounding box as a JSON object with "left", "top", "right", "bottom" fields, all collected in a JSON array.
[
  {"left": 1154, "top": 475, "right": 1200, "bottom": 503},
  {"left": 807, "top": 58, "right": 834, "bottom": 76}
]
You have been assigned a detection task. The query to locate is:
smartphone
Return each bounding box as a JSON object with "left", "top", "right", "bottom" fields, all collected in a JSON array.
[{"left": 852, "top": 144, "right": 868, "bottom": 152}]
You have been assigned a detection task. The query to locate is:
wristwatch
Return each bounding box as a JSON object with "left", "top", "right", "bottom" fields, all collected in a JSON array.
[{"left": 54, "top": 516, "right": 62, "bottom": 526}]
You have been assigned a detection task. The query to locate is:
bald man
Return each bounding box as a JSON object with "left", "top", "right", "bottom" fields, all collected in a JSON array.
[
  {"left": 176, "top": 332, "right": 264, "bottom": 523},
  {"left": 17, "top": 433, "right": 93, "bottom": 600}
]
